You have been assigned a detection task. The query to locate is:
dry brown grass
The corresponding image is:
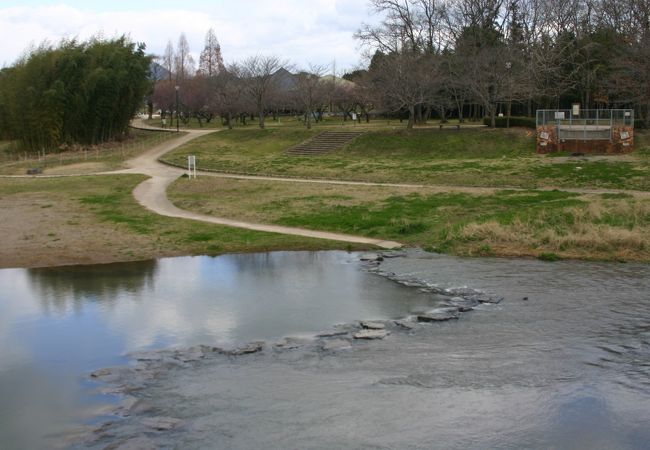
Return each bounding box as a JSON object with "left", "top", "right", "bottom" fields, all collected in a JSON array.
[{"left": 459, "top": 197, "right": 650, "bottom": 260}]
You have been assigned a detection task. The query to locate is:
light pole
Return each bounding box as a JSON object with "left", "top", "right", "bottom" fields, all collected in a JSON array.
[
  {"left": 505, "top": 61, "right": 512, "bottom": 128},
  {"left": 175, "top": 85, "right": 180, "bottom": 132}
]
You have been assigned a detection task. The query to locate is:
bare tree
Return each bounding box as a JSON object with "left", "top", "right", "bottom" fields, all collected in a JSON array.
[
  {"left": 372, "top": 52, "right": 430, "bottom": 128},
  {"left": 162, "top": 40, "right": 174, "bottom": 82},
  {"left": 198, "top": 28, "right": 225, "bottom": 77},
  {"left": 356, "top": 0, "right": 449, "bottom": 54},
  {"left": 294, "top": 65, "right": 327, "bottom": 129},
  {"left": 241, "top": 55, "right": 286, "bottom": 129},
  {"left": 175, "top": 33, "right": 195, "bottom": 82}
]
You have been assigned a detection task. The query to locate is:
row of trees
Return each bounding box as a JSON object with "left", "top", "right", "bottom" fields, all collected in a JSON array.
[
  {"left": 152, "top": 0, "right": 650, "bottom": 131},
  {"left": 0, "top": 37, "right": 152, "bottom": 151},
  {"left": 355, "top": 0, "right": 650, "bottom": 128},
  {"left": 151, "top": 31, "right": 375, "bottom": 130}
]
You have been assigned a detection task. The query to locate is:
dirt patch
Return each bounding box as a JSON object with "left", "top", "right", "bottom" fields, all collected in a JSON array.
[{"left": 0, "top": 192, "right": 155, "bottom": 268}]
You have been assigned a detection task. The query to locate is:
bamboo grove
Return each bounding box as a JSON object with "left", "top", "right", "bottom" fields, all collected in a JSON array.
[{"left": 0, "top": 37, "right": 152, "bottom": 152}]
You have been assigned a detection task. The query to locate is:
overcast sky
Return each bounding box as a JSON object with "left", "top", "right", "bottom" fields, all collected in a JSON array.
[{"left": 0, "top": 0, "right": 381, "bottom": 73}]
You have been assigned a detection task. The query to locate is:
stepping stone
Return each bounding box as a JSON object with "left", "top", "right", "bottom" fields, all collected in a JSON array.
[
  {"left": 360, "top": 320, "right": 386, "bottom": 330},
  {"left": 417, "top": 307, "right": 460, "bottom": 322},
  {"left": 353, "top": 329, "right": 389, "bottom": 340}
]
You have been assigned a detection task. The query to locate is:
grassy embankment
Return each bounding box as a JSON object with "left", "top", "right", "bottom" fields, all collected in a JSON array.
[
  {"left": 165, "top": 124, "right": 650, "bottom": 261},
  {"left": 0, "top": 175, "right": 361, "bottom": 268},
  {"left": 162, "top": 126, "right": 650, "bottom": 190}
]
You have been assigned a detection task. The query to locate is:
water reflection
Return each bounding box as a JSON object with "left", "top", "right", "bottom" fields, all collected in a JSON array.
[
  {"left": 1, "top": 251, "right": 440, "bottom": 449},
  {"left": 2, "top": 251, "right": 649, "bottom": 449},
  {"left": 27, "top": 259, "right": 158, "bottom": 315}
]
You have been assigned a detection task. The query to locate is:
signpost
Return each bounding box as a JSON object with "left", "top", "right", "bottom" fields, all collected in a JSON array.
[{"left": 188, "top": 155, "right": 196, "bottom": 179}]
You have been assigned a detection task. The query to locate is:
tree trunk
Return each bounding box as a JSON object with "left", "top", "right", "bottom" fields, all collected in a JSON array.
[
  {"left": 415, "top": 104, "right": 423, "bottom": 124},
  {"left": 407, "top": 104, "right": 415, "bottom": 129},
  {"left": 306, "top": 109, "right": 312, "bottom": 129},
  {"left": 227, "top": 112, "right": 232, "bottom": 130},
  {"left": 490, "top": 104, "right": 496, "bottom": 128},
  {"left": 259, "top": 109, "right": 265, "bottom": 129},
  {"left": 507, "top": 101, "right": 512, "bottom": 128}
]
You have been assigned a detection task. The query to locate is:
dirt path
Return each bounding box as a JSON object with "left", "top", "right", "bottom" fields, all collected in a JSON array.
[
  {"left": 119, "top": 125, "right": 402, "bottom": 249},
  {"left": 4, "top": 121, "right": 648, "bottom": 255}
]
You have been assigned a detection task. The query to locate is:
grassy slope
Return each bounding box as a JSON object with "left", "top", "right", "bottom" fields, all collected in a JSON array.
[
  {"left": 169, "top": 177, "right": 650, "bottom": 262},
  {"left": 163, "top": 127, "right": 650, "bottom": 190}
]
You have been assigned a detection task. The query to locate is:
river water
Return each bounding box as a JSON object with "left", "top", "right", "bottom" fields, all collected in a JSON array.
[{"left": 1, "top": 251, "right": 649, "bottom": 449}]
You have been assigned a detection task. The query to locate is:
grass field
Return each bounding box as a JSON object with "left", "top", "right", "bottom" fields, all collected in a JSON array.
[
  {"left": 163, "top": 126, "right": 650, "bottom": 191},
  {"left": 168, "top": 176, "right": 650, "bottom": 262},
  {"left": 0, "top": 175, "right": 364, "bottom": 268}
]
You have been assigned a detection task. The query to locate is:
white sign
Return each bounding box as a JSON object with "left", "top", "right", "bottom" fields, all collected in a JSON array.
[
  {"left": 572, "top": 104, "right": 580, "bottom": 116},
  {"left": 554, "top": 112, "right": 565, "bottom": 120},
  {"left": 540, "top": 131, "right": 550, "bottom": 140},
  {"left": 620, "top": 131, "right": 630, "bottom": 140},
  {"left": 188, "top": 155, "right": 197, "bottom": 179}
]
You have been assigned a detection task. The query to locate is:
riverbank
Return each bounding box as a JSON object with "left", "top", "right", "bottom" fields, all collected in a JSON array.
[
  {"left": 0, "top": 175, "right": 365, "bottom": 268},
  {"left": 2, "top": 123, "right": 649, "bottom": 267}
]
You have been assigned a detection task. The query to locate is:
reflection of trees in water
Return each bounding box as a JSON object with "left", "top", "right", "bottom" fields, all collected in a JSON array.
[
  {"left": 226, "top": 251, "right": 341, "bottom": 277},
  {"left": 27, "top": 260, "right": 158, "bottom": 315}
]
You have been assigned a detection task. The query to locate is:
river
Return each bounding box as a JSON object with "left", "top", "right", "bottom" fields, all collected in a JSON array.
[{"left": 0, "top": 250, "right": 648, "bottom": 449}]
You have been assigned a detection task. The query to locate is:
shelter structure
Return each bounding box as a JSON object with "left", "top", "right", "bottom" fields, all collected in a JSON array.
[{"left": 536, "top": 109, "right": 634, "bottom": 154}]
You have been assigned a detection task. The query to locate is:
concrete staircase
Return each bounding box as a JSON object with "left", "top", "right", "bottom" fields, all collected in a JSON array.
[{"left": 286, "top": 131, "right": 365, "bottom": 156}]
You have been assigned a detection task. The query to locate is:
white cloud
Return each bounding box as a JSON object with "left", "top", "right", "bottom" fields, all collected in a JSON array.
[{"left": 0, "top": 1, "right": 380, "bottom": 71}]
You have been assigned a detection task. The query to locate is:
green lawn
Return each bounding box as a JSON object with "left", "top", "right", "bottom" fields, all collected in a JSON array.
[
  {"left": 169, "top": 176, "right": 650, "bottom": 262},
  {"left": 162, "top": 126, "right": 650, "bottom": 191}
]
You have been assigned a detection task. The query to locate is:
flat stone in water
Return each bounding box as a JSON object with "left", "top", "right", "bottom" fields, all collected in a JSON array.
[
  {"left": 359, "top": 253, "right": 383, "bottom": 261},
  {"left": 317, "top": 329, "right": 350, "bottom": 338},
  {"left": 417, "top": 307, "right": 460, "bottom": 322},
  {"left": 353, "top": 329, "right": 389, "bottom": 340},
  {"left": 229, "top": 341, "right": 264, "bottom": 356},
  {"left": 360, "top": 320, "right": 386, "bottom": 330}
]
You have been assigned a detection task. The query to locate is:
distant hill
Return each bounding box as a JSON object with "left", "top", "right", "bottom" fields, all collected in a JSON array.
[{"left": 149, "top": 61, "right": 170, "bottom": 81}]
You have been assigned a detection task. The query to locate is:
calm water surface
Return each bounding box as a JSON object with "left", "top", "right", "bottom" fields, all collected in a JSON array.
[
  {"left": 0, "top": 251, "right": 438, "bottom": 448},
  {"left": 1, "top": 250, "right": 649, "bottom": 449}
]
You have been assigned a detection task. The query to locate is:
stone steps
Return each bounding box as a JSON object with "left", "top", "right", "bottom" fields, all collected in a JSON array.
[{"left": 287, "top": 131, "right": 365, "bottom": 156}]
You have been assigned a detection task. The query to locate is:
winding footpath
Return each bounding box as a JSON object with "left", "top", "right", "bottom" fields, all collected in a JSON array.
[
  {"left": 112, "top": 126, "right": 403, "bottom": 249},
  {"left": 4, "top": 123, "right": 649, "bottom": 251}
]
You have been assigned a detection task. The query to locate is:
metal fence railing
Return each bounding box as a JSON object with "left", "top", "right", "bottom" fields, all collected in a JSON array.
[{"left": 536, "top": 109, "right": 634, "bottom": 141}]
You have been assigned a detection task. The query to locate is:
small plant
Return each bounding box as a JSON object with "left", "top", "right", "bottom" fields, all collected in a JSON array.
[
  {"left": 477, "top": 244, "right": 494, "bottom": 256},
  {"left": 538, "top": 252, "right": 562, "bottom": 261}
]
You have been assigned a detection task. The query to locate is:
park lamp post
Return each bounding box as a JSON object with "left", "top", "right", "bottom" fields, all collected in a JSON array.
[
  {"left": 175, "top": 85, "right": 180, "bottom": 132},
  {"left": 505, "top": 61, "right": 512, "bottom": 129}
]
